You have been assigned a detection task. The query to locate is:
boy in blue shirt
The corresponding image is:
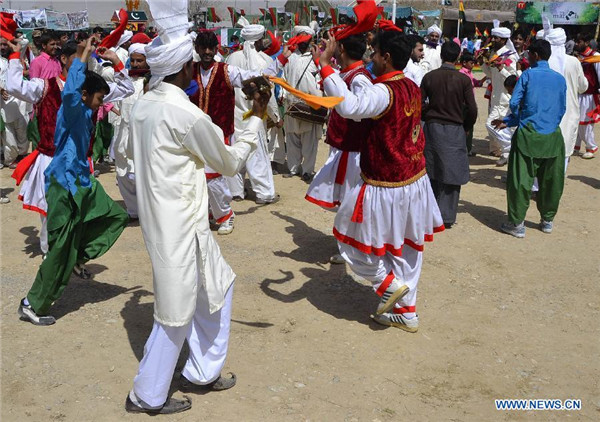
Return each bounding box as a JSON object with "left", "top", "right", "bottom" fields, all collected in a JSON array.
[
  {"left": 493, "top": 39, "right": 567, "bottom": 238},
  {"left": 18, "top": 37, "right": 130, "bottom": 325}
]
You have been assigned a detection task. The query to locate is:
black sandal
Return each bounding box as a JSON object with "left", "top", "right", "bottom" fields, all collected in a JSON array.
[
  {"left": 180, "top": 372, "right": 237, "bottom": 392},
  {"left": 125, "top": 395, "right": 192, "bottom": 414},
  {"left": 72, "top": 264, "right": 91, "bottom": 279}
]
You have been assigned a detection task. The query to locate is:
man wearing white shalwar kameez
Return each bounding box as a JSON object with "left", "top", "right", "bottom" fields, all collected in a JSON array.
[
  {"left": 319, "top": 31, "right": 444, "bottom": 333},
  {"left": 482, "top": 24, "right": 518, "bottom": 158},
  {"left": 226, "top": 24, "right": 280, "bottom": 204},
  {"left": 126, "top": 1, "right": 268, "bottom": 414},
  {"left": 419, "top": 24, "right": 442, "bottom": 75},
  {"left": 574, "top": 33, "right": 600, "bottom": 158}
]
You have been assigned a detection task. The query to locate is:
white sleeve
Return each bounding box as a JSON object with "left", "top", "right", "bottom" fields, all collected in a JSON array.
[
  {"left": 104, "top": 68, "right": 135, "bottom": 103},
  {"left": 350, "top": 73, "right": 373, "bottom": 94},
  {"left": 6, "top": 58, "right": 44, "bottom": 103},
  {"left": 227, "top": 64, "right": 265, "bottom": 89},
  {"left": 182, "top": 115, "right": 261, "bottom": 177},
  {"left": 323, "top": 72, "right": 389, "bottom": 120}
]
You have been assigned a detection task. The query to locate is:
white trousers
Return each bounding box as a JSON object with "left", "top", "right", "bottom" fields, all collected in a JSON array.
[
  {"left": 286, "top": 125, "right": 321, "bottom": 175},
  {"left": 117, "top": 173, "right": 138, "bottom": 218},
  {"left": 338, "top": 243, "right": 423, "bottom": 318},
  {"left": 40, "top": 214, "right": 48, "bottom": 254},
  {"left": 486, "top": 122, "right": 514, "bottom": 158},
  {"left": 575, "top": 123, "right": 598, "bottom": 153},
  {"left": 1, "top": 117, "right": 28, "bottom": 164},
  {"left": 226, "top": 132, "right": 275, "bottom": 201},
  {"left": 207, "top": 176, "right": 233, "bottom": 222},
  {"left": 132, "top": 284, "right": 234, "bottom": 407},
  {"left": 268, "top": 126, "right": 286, "bottom": 164}
]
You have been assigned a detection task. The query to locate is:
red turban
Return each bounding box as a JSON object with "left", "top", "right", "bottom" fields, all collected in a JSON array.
[
  {"left": 331, "top": 0, "right": 379, "bottom": 40},
  {"left": 98, "top": 9, "right": 129, "bottom": 49},
  {"left": 286, "top": 34, "right": 312, "bottom": 52},
  {"left": 0, "top": 12, "right": 17, "bottom": 42},
  {"left": 130, "top": 32, "right": 152, "bottom": 44}
]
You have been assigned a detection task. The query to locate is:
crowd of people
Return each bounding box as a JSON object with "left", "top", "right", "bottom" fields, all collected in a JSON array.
[{"left": 0, "top": 0, "right": 597, "bottom": 414}]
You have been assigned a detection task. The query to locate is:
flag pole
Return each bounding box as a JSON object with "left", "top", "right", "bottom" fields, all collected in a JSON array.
[
  {"left": 392, "top": 0, "right": 397, "bottom": 22},
  {"left": 457, "top": 19, "right": 461, "bottom": 40}
]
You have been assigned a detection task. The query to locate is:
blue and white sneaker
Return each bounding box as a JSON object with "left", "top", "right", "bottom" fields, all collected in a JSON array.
[
  {"left": 501, "top": 222, "right": 525, "bottom": 238},
  {"left": 539, "top": 220, "right": 553, "bottom": 234}
]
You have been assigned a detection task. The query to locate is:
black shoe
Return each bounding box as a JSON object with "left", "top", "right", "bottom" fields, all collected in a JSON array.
[
  {"left": 255, "top": 194, "right": 281, "bottom": 205},
  {"left": 232, "top": 196, "right": 244, "bottom": 202},
  {"left": 301, "top": 173, "right": 314, "bottom": 183},
  {"left": 125, "top": 395, "right": 192, "bottom": 414},
  {"left": 180, "top": 373, "right": 237, "bottom": 392},
  {"left": 18, "top": 299, "right": 56, "bottom": 326}
]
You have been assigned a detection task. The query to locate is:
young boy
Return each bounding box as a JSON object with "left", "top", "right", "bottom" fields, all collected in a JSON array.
[
  {"left": 459, "top": 53, "right": 487, "bottom": 155},
  {"left": 486, "top": 73, "right": 518, "bottom": 166},
  {"left": 18, "top": 37, "right": 130, "bottom": 325}
]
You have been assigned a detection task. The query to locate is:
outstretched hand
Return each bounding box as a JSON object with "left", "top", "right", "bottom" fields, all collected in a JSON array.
[{"left": 319, "top": 33, "right": 337, "bottom": 67}]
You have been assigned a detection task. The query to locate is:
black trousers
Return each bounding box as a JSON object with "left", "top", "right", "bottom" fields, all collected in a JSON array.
[{"left": 430, "top": 179, "right": 461, "bottom": 226}]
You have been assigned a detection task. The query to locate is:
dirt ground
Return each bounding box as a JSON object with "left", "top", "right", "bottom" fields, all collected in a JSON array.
[{"left": 1, "top": 91, "right": 599, "bottom": 422}]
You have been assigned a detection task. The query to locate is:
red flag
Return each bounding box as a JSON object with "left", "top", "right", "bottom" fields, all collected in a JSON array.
[
  {"left": 378, "top": 19, "right": 402, "bottom": 33},
  {"left": 330, "top": 8, "right": 338, "bottom": 25},
  {"left": 269, "top": 7, "right": 278, "bottom": 26},
  {"left": 331, "top": 1, "right": 379, "bottom": 40},
  {"left": 98, "top": 9, "right": 129, "bottom": 49},
  {"left": 295, "top": 12, "right": 300, "bottom": 26}
]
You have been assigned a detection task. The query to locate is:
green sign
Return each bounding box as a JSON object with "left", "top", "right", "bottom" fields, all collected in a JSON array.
[{"left": 516, "top": 1, "right": 600, "bottom": 25}]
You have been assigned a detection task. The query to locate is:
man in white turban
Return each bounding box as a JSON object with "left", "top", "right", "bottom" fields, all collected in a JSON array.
[
  {"left": 293, "top": 25, "right": 315, "bottom": 37},
  {"left": 126, "top": 0, "right": 269, "bottom": 414},
  {"left": 545, "top": 28, "right": 588, "bottom": 168},
  {"left": 113, "top": 30, "right": 133, "bottom": 64},
  {"left": 420, "top": 24, "right": 442, "bottom": 74},
  {"left": 226, "top": 25, "right": 281, "bottom": 204},
  {"left": 482, "top": 21, "right": 518, "bottom": 161},
  {"left": 574, "top": 32, "right": 600, "bottom": 158}
]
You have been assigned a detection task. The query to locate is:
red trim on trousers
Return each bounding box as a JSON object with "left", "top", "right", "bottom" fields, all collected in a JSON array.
[
  {"left": 206, "top": 172, "right": 222, "bottom": 180},
  {"left": 216, "top": 209, "right": 233, "bottom": 224},
  {"left": 393, "top": 306, "right": 416, "bottom": 315},
  {"left": 375, "top": 271, "right": 395, "bottom": 297},
  {"left": 304, "top": 194, "right": 339, "bottom": 209},
  {"left": 335, "top": 151, "right": 349, "bottom": 185},
  {"left": 350, "top": 183, "right": 367, "bottom": 223},
  {"left": 18, "top": 195, "right": 48, "bottom": 216}
]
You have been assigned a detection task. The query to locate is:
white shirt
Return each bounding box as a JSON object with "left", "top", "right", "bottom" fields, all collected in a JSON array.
[
  {"left": 560, "top": 55, "right": 589, "bottom": 155},
  {"left": 130, "top": 81, "right": 261, "bottom": 326},
  {"left": 403, "top": 59, "right": 424, "bottom": 87},
  {"left": 1, "top": 57, "right": 28, "bottom": 123},
  {"left": 420, "top": 44, "right": 442, "bottom": 74},
  {"left": 482, "top": 45, "right": 518, "bottom": 121}
]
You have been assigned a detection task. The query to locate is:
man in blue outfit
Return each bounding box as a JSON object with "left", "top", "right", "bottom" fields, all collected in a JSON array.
[{"left": 493, "top": 39, "right": 567, "bottom": 238}]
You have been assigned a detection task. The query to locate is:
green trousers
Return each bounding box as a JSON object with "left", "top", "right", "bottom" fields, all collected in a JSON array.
[
  {"left": 27, "top": 177, "right": 128, "bottom": 315},
  {"left": 506, "top": 144, "right": 565, "bottom": 225}
]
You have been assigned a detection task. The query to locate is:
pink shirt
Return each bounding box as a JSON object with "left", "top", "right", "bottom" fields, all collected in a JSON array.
[
  {"left": 459, "top": 67, "right": 484, "bottom": 94},
  {"left": 29, "top": 52, "right": 61, "bottom": 79}
]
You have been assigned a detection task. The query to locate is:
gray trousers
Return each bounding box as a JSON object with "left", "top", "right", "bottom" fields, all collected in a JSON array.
[{"left": 430, "top": 179, "right": 461, "bottom": 226}]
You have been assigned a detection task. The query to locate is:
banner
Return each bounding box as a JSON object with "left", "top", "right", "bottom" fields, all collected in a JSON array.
[
  {"left": 2, "top": 9, "right": 47, "bottom": 29},
  {"left": 46, "top": 10, "right": 89, "bottom": 31},
  {"left": 516, "top": 2, "right": 600, "bottom": 25}
]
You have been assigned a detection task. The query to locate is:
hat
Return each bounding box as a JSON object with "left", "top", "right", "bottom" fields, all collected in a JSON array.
[
  {"left": 0, "top": 12, "right": 17, "bottom": 42},
  {"left": 129, "top": 43, "right": 147, "bottom": 56},
  {"left": 117, "top": 30, "right": 134, "bottom": 48},
  {"left": 241, "top": 24, "right": 265, "bottom": 42},
  {"left": 286, "top": 34, "right": 312, "bottom": 52},
  {"left": 292, "top": 26, "right": 315, "bottom": 37},
  {"left": 131, "top": 32, "right": 152, "bottom": 45},
  {"left": 263, "top": 30, "right": 281, "bottom": 56},
  {"left": 427, "top": 24, "right": 442, "bottom": 36},
  {"left": 331, "top": 0, "right": 379, "bottom": 40},
  {"left": 491, "top": 20, "right": 511, "bottom": 39}
]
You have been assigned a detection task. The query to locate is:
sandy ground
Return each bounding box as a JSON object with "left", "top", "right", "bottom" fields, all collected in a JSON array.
[{"left": 1, "top": 91, "right": 599, "bottom": 421}]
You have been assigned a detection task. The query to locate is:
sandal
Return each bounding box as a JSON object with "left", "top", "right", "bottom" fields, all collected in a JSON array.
[
  {"left": 125, "top": 395, "right": 192, "bottom": 414},
  {"left": 72, "top": 264, "right": 91, "bottom": 279},
  {"left": 180, "top": 372, "right": 237, "bottom": 392}
]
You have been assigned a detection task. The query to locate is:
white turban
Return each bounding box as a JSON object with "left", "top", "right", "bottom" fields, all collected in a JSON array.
[
  {"left": 427, "top": 24, "right": 442, "bottom": 36},
  {"left": 545, "top": 27, "right": 567, "bottom": 75},
  {"left": 536, "top": 29, "right": 545, "bottom": 40},
  {"left": 491, "top": 20, "right": 516, "bottom": 54},
  {"left": 293, "top": 26, "right": 315, "bottom": 37},
  {"left": 241, "top": 24, "right": 265, "bottom": 42},
  {"left": 128, "top": 43, "right": 147, "bottom": 56},
  {"left": 117, "top": 30, "right": 133, "bottom": 48},
  {"left": 145, "top": 0, "right": 195, "bottom": 89}
]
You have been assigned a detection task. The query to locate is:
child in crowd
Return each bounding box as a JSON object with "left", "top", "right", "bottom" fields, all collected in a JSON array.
[{"left": 459, "top": 53, "right": 488, "bottom": 155}]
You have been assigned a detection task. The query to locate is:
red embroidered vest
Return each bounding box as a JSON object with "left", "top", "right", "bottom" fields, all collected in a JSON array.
[
  {"left": 36, "top": 77, "right": 62, "bottom": 156},
  {"left": 582, "top": 55, "right": 599, "bottom": 96},
  {"left": 190, "top": 62, "right": 235, "bottom": 139},
  {"left": 360, "top": 74, "right": 426, "bottom": 185},
  {"left": 325, "top": 65, "right": 373, "bottom": 152}
]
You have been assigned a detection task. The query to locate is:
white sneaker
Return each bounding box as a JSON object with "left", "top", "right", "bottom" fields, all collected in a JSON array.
[
  {"left": 217, "top": 213, "right": 235, "bottom": 235},
  {"left": 582, "top": 151, "right": 595, "bottom": 159},
  {"left": 376, "top": 280, "right": 409, "bottom": 315},
  {"left": 371, "top": 313, "right": 419, "bottom": 333}
]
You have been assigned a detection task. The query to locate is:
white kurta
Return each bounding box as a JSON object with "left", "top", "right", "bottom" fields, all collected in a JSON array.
[
  {"left": 403, "top": 59, "right": 424, "bottom": 87},
  {"left": 557, "top": 56, "right": 588, "bottom": 156},
  {"left": 130, "top": 81, "right": 260, "bottom": 326},
  {"left": 482, "top": 45, "right": 518, "bottom": 122},
  {"left": 420, "top": 45, "right": 442, "bottom": 74}
]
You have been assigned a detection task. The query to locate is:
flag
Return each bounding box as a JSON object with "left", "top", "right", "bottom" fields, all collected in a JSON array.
[
  {"left": 294, "top": 12, "right": 300, "bottom": 26},
  {"left": 530, "top": 28, "right": 536, "bottom": 37},
  {"left": 483, "top": 28, "right": 489, "bottom": 37},
  {"left": 304, "top": 5, "right": 310, "bottom": 18},
  {"left": 227, "top": 7, "right": 240, "bottom": 24},
  {"left": 475, "top": 25, "right": 482, "bottom": 37},
  {"left": 268, "top": 7, "right": 278, "bottom": 27},
  {"left": 459, "top": 1, "right": 466, "bottom": 22},
  {"left": 330, "top": 8, "right": 338, "bottom": 25},
  {"left": 207, "top": 7, "right": 220, "bottom": 23}
]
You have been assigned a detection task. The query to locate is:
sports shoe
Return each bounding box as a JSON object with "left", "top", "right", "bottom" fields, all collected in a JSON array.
[
  {"left": 582, "top": 151, "right": 595, "bottom": 159},
  {"left": 539, "top": 220, "right": 553, "bottom": 234},
  {"left": 217, "top": 213, "right": 235, "bottom": 235},
  {"left": 18, "top": 299, "right": 56, "bottom": 326},
  {"left": 255, "top": 194, "right": 280, "bottom": 205},
  {"left": 371, "top": 313, "right": 419, "bottom": 333},
  {"left": 0, "top": 196, "right": 9, "bottom": 204},
  {"left": 376, "top": 280, "right": 409, "bottom": 315},
  {"left": 496, "top": 156, "right": 508, "bottom": 166},
  {"left": 501, "top": 221, "right": 525, "bottom": 238}
]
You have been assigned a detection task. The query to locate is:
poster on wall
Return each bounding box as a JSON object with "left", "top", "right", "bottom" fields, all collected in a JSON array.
[
  {"left": 46, "top": 10, "right": 89, "bottom": 31},
  {"left": 516, "top": 2, "right": 600, "bottom": 25}
]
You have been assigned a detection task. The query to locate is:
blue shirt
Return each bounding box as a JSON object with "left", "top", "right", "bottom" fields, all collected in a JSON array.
[
  {"left": 44, "top": 58, "right": 95, "bottom": 195},
  {"left": 504, "top": 61, "right": 566, "bottom": 135}
]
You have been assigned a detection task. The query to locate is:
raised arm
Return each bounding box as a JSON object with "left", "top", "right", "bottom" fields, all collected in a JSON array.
[
  {"left": 96, "top": 48, "right": 135, "bottom": 103},
  {"left": 6, "top": 54, "right": 45, "bottom": 104}
]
